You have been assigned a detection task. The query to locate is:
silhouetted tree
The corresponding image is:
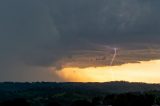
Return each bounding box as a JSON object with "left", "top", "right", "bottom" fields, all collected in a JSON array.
[
  {"left": 47, "top": 101, "right": 61, "bottom": 106},
  {"left": 71, "top": 100, "right": 92, "bottom": 106},
  {"left": 144, "top": 94, "right": 155, "bottom": 106},
  {"left": 155, "top": 96, "right": 160, "bottom": 105},
  {"left": 103, "top": 94, "right": 116, "bottom": 105},
  {"left": 0, "top": 98, "right": 30, "bottom": 106},
  {"left": 111, "top": 93, "right": 154, "bottom": 106},
  {"left": 92, "top": 96, "right": 103, "bottom": 106}
]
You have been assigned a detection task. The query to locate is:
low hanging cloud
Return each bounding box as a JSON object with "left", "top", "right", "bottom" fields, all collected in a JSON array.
[{"left": 0, "top": 0, "right": 160, "bottom": 81}]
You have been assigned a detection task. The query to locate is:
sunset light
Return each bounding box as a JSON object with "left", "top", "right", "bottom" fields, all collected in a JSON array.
[{"left": 55, "top": 60, "right": 160, "bottom": 83}]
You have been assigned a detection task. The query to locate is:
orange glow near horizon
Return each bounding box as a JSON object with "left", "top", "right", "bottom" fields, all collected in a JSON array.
[{"left": 53, "top": 60, "right": 160, "bottom": 83}]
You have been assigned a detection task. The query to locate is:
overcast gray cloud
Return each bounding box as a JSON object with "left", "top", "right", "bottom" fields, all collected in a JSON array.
[{"left": 0, "top": 0, "right": 160, "bottom": 81}]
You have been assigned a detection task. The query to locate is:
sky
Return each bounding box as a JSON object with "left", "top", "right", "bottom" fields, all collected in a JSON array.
[{"left": 0, "top": 0, "right": 160, "bottom": 83}]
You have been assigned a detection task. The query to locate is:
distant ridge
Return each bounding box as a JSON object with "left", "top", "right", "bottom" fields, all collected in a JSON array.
[{"left": 0, "top": 81, "right": 160, "bottom": 93}]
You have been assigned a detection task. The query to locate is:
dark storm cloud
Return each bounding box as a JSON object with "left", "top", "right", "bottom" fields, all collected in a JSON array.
[
  {"left": 0, "top": 0, "right": 160, "bottom": 81},
  {"left": 46, "top": 0, "right": 160, "bottom": 44},
  {"left": 42, "top": 0, "right": 160, "bottom": 67}
]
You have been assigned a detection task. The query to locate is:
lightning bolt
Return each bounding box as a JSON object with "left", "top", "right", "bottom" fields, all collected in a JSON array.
[
  {"left": 109, "top": 48, "right": 118, "bottom": 81},
  {"left": 110, "top": 48, "right": 118, "bottom": 66}
]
